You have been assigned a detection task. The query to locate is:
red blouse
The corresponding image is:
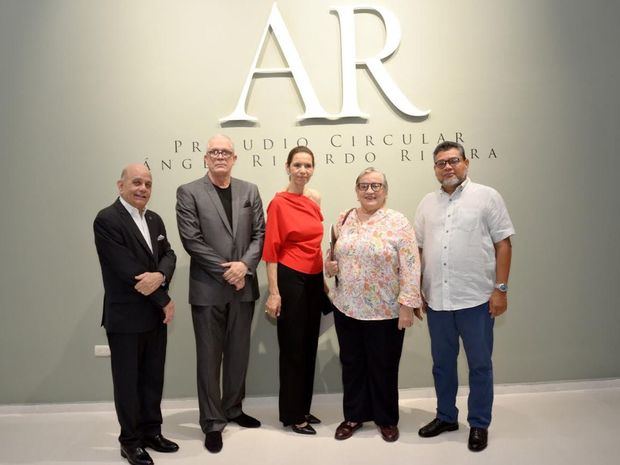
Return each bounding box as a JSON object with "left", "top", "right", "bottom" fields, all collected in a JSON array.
[{"left": 262, "top": 192, "right": 324, "bottom": 274}]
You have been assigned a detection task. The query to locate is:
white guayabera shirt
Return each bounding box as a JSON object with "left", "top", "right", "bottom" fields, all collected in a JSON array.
[{"left": 414, "top": 178, "right": 515, "bottom": 311}]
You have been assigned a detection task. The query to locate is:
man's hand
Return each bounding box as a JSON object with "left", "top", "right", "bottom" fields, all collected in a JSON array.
[
  {"left": 233, "top": 275, "right": 246, "bottom": 291},
  {"left": 222, "top": 261, "right": 248, "bottom": 285},
  {"left": 163, "top": 300, "right": 175, "bottom": 324},
  {"left": 413, "top": 307, "right": 424, "bottom": 321},
  {"left": 489, "top": 290, "right": 508, "bottom": 317},
  {"left": 398, "top": 304, "right": 414, "bottom": 330},
  {"left": 134, "top": 272, "right": 165, "bottom": 296}
]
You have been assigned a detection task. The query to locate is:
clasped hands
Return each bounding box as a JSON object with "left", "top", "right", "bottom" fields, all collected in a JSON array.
[
  {"left": 134, "top": 271, "right": 165, "bottom": 296},
  {"left": 221, "top": 261, "right": 247, "bottom": 291},
  {"left": 133, "top": 272, "right": 175, "bottom": 324}
]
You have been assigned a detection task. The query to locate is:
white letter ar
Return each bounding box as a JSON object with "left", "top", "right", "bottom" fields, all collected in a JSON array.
[
  {"left": 220, "top": 3, "right": 329, "bottom": 124},
  {"left": 331, "top": 5, "right": 430, "bottom": 118}
]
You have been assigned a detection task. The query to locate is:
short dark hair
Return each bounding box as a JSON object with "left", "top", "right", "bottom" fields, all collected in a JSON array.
[
  {"left": 286, "top": 145, "right": 315, "bottom": 166},
  {"left": 433, "top": 141, "right": 465, "bottom": 160}
]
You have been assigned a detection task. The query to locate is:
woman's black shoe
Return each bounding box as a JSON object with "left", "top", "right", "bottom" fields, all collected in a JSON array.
[{"left": 292, "top": 423, "right": 317, "bottom": 435}]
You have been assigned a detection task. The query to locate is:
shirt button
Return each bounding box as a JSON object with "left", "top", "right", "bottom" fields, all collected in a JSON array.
[
  {"left": 443, "top": 263, "right": 447, "bottom": 266},
  {"left": 445, "top": 230, "right": 449, "bottom": 233}
]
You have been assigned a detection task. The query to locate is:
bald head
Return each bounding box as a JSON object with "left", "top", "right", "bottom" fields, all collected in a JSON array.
[
  {"left": 120, "top": 163, "right": 151, "bottom": 182},
  {"left": 117, "top": 163, "right": 152, "bottom": 211}
]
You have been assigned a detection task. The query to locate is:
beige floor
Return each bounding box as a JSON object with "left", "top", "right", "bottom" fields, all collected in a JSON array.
[{"left": 1, "top": 379, "right": 618, "bottom": 465}]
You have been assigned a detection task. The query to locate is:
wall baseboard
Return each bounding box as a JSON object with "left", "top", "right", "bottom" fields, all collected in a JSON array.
[{"left": 1, "top": 377, "right": 618, "bottom": 415}]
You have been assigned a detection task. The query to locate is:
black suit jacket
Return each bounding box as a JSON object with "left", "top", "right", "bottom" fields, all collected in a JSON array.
[{"left": 94, "top": 198, "right": 176, "bottom": 333}]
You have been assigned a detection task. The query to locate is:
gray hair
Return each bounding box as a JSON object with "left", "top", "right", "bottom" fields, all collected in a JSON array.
[
  {"left": 207, "top": 134, "right": 235, "bottom": 152},
  {"left": 355, "top": 167, "right": 388, "bottom": 192}
]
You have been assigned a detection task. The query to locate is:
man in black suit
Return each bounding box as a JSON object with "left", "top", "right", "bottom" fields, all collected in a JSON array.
[{"left": 94, "top": 163, "right": 179, "bottom": 465}]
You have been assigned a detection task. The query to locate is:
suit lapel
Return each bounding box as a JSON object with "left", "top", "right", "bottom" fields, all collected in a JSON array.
[
  {"left": 204, "top": 176, "right": 233, "bottom": 236},
  {"left": 114, "top": 199, "right": 154, "bottom": 258},
  {"left": 231, "top": 179, "right": 241, "bottom": 238},
  {"left": 146, "top": 212, "right": 159, "bottom": 261}
]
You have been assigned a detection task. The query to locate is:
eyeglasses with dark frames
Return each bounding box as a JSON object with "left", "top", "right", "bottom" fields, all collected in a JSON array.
[
  {"left": 356, "top": 182, "right": 384, "bottom": 192},
  {"left": 434, "top": 157, "right": 463, "bottom": 169},
  {"left": 207, "top": 149, "right": 234, "bottom": 159}
]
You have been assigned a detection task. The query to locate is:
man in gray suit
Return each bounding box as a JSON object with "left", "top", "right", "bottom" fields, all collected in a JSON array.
[{"left": 176, "top": 134, "right": 265, "bottom": 453}]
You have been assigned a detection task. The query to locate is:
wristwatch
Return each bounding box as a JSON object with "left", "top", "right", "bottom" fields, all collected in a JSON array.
[{"left": 494, "top": 283, "right": 508, "bottom": 292}]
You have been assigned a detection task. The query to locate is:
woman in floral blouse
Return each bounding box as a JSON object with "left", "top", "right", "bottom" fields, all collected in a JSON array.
[{"left": 325, "top": 167, "right": 422, "bottom": 443}]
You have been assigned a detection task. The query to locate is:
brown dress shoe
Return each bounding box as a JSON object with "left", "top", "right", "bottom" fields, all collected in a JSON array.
[
  {"left": 334, "top": 421, "right": 362, "bottom": 440},
  {"left": 378, "top": 425, "right": 399, "bottom": 442}
]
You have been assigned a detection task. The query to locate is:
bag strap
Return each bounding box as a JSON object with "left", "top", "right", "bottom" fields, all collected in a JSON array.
[
  {"left": 332, "top": 208, "right": 355, "bottom": 288},
  {"left": 336, "top": 208, "right": 355, "bottom": 238}
]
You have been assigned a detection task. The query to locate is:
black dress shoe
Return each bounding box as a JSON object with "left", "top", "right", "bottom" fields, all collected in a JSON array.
[
  {"left": 305, "top": 413, "right": 321, "bottom": 424},
  {"left": 291, "top": 423, "right": 316, "bottom": 435},
  {"left": 418, "top": 418, "right": 459, "bottom": 438},
  {"left": 142, "top": 434, "right": 179, "bottom": 453},
  {"left": 229, "top": 412, "right": 261, "bottom": 428},
  {"left": 120, "top": 446, "right": 153, "bottom": 465},
  {"left": 468, "top": 427, "right": 488, "bottom": 452},
  {"left": 204, "top": 431, "right": 223, "bottom": 453}
]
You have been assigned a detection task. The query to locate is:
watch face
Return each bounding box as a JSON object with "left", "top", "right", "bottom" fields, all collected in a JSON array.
[{"left": 496, "top": 283, "right": 508, "bottom": 292}]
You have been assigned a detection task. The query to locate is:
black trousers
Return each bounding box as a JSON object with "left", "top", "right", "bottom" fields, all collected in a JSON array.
[
  {"left": 333, "top": 309, "right": 404, "bottom": 426},
  {"left": 107, "top": 324, "right": 166, "bottom": 447},
  {"left": 276, "top": 263, "right": 322, "bottom": 426}
]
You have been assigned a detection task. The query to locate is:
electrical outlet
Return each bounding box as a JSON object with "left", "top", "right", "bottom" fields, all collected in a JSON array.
[{"left": 94, "top": 345, "right": 111, "bottom": 357}]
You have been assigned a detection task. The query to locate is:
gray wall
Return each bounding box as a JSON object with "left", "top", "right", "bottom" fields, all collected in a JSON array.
[{"left": 1, "top": 0, "right": 618, "bottom": 404}]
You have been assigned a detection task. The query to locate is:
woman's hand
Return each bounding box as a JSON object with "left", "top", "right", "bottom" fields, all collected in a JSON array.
[
  {"left": 398, "top": 304, "right": 414, "bottom": 330},
  {"left": 325, "top": 260, "right": 339, "bottom": 277},
  {"left": 266, "top": 293, "right": 282, "bottom": 318}
]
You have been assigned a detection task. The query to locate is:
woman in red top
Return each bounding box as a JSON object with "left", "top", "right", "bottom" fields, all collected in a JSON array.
[{"left": 263, "top": 146, "right": 324, "bottom": 435}]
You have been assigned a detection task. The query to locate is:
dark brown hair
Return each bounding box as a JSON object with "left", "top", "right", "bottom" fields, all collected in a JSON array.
[{"left": 286, "top": 145, "right": 315, "bottom": 167}]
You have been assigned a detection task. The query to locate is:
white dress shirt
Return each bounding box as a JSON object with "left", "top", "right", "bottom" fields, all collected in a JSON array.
[
  {"left": 119, "top": 196, "right": 153, "bottom": 253},
  {"left": 414, "top": 178, "right": 515, "bottom": 311}
]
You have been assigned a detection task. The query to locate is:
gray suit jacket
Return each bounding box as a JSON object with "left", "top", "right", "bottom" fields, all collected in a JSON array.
[{"left": 176, "top": 175, "right": 265, "bottom": 306}]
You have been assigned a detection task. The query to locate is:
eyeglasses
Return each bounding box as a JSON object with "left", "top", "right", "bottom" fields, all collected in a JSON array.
[
  {"left": 207, "top": 149, "right": 234, "bottom": 159},
  {"left": 356, "top": 182, "right": 384, "bottom": 192},
  {"left": 434, "top": 157, "right": 463, "bottom": 169}
]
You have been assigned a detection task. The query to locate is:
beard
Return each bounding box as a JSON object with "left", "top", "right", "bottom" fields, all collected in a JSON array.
[
  {"left": 442, "top": 176, "right": 462, "bottom": 188},
  {"left": 441, "top": 168, "right": 468, "bottom": 189}
]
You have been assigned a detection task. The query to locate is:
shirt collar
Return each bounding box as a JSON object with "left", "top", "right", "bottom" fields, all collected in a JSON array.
[{"left": 119, "top": 196, "right": 146, "bottom": 218}]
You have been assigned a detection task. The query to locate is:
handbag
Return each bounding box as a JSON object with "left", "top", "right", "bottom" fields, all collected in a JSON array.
[
  {"left": 330, "top": 208, "right": 355, "bottom": 288},
  {"left": 322, "top": 208, "right": 355, "bottom": 315}
]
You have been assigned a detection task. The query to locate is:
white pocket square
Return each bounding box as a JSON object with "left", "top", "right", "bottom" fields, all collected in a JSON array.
[{"left": 157, "top": 235, "right": 165, "bottom": 241}]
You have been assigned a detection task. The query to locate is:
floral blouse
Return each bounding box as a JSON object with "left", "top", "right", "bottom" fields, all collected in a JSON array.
[{"left": 331, "top": 208, "right": 422, "bottom": 320}]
